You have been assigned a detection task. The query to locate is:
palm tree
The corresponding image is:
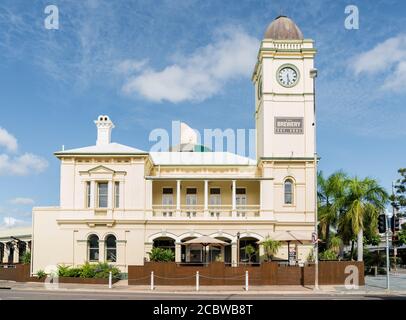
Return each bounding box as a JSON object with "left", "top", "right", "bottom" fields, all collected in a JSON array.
[
  {"left": 318, "top": 171, "right": 347, "bottom": 244},
  {"left": 339, "top": 177, "right": 388, "bottom": 261},
  {"left": 261, "top": 238, "right": 282, "bottom": 261}
]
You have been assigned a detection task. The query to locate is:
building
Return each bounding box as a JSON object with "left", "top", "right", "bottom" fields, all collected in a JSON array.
[
  {"left": 0, "top": 227, "right": 32, "bottom": 264},
  {"left": 31, "top": 16, "right": 317, "bottom": 273}
]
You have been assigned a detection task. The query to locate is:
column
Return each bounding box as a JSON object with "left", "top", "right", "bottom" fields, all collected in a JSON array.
[
  {"left": 144, "top": 242, "right": 153, "bottom": 262},
  {"left": 231, "top": 180, "right": 236, "bottom": 217},
  {"left": 176, "top": 180, "right": 181, "bottom": 217},
  {"left": 175, "top": 243, "right": 182, "bottom": 263},
  {"left": 90, "top": 181, "right": 95, "bottom": 208},
  {"left": 231, "top": 242, "right": 237, "bottom": 267},
  {"left": 259, "top": 245, "right": 265, "bottom": 263},
  {"left": 204, "top": 180, "right": 209, "bottom": 217},
  {"left": 145, "top": 180, "right": 152, "bottom": 214},
  {"left": 1, "top": 242, "right": 7, "bottom": 263},
  {"left": 13, "top": 243, "right": 19, "bottom": 263},
  {"left": 99, "top": 240, "right": 105, "bottom": 262}
]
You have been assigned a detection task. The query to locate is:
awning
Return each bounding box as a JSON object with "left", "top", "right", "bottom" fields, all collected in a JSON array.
[
  {"left": 183, "top": 236, "right": 228, "bottom": 246},
  {"left": 258, "top": 231, "right": 312, "bottom": 244}
]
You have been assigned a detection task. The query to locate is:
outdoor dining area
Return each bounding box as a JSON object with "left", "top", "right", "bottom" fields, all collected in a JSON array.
[{"left": 151, "top": 231, "right": 312, "bottom": 267}]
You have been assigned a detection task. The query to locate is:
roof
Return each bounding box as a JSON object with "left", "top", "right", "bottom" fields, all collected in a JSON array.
[
  {"left": 150, "top": 152, "right": 257, "bottom": 166},
  {"left": 0, "top": 227, "right": 32, "bottom": 239},
  {"left": 55, "top": 142, "right": 147, "bottom": 156},
  {"left": 264, "top": 16, "right": 304, "bottom": 40}
]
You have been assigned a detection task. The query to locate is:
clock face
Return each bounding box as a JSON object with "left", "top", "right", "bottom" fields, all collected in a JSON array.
[{"left": 278, "top": 66, "right": 298, "bottom": 87}]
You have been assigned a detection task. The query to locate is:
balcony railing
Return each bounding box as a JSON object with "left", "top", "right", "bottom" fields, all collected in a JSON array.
[{"left": 152, "top": 205, "right": 260, "bottom": 219}]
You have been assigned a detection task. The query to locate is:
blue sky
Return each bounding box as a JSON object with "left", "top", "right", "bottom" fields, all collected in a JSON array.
[{"left": 0, "top": 0, "right": 405, "bottom": 228}]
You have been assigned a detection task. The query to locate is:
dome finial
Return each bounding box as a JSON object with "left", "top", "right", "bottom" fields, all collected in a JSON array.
[{"left": 264, "top": 16, "right": 304, "bottom": 40}]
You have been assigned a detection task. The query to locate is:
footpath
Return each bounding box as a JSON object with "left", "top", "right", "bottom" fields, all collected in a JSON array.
[{"left": 1, "top": 278, "right": 405, "bottom": 296}]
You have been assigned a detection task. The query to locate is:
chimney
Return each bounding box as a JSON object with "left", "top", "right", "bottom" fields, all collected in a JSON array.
[{"left": 94, "top": 115, "right": 114, "bottom": 146}]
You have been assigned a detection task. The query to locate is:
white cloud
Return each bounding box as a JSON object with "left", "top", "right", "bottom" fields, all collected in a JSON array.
[
  {"left": 0, "top": 216, "right": 26, "bottom": 229},
  {"left": 115, "top": 59, "right": 149, "bottom": 74},
  {"left": 9, "top": 197, "right": 35, "bottom": 205},
  {"left": 351, "top": 34, "right": 406, "bottom": 92},
  {"left": 121, "top": 27, "right": 259, "bottom": 103},
  {"left": 0, "top": 153, "right": 48, "bottom": 176},
  {"left": 0, "top": 127, "right": 18, "bottom": 152},
  {"left": 382, "top": 61, "right": 406, "bottom": 92}
]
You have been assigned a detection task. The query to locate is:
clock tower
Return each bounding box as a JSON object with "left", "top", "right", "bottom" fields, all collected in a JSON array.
[
  {"left": 253, "top": 16, "right": 317, "bottom": 227},
  {"left": 253, "top": 15, "right": 317, "bottom": 159}
]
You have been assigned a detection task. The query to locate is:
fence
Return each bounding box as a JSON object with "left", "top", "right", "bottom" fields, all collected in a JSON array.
[
  {"left": 0, "top": 264, "right": 119, "bottom": 284},
  {"left": 128, "top": 261, "right": 365, "bottom": 286}
]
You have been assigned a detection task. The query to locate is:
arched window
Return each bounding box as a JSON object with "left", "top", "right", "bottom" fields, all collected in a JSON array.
[
  {"left": 284, "top": 179, "right": 294, "bottom": 204},
  {"left": 88, "top": 235, "right": 99, "bottom": 262},
  {"left": 105, "top": 235, "right": 117, "bottom": 262}
]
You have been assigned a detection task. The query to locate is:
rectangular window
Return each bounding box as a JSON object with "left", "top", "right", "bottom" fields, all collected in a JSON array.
[
  {"left": 98, "top": 182, "right": 108, "bottom": 208},
  {"left": 163, "top": 188, "right": 173, "bottom": 194},
  {"left": 86, "top": 181, "right": 91, "bottom": 208},
  {"left": 114, "top": 182, "right": 120, "bottom": 208},
  {"left": 162, "top": 188, "right": 174, "bottom": 216}
]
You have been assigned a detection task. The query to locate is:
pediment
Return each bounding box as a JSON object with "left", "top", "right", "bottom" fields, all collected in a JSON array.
[{"left": 79, "top": 165, "right": 126, "bottom": 176}]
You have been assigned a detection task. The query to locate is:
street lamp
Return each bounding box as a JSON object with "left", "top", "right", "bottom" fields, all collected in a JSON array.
[
  {"left": 310, "top": 68, "right": 319, "bottom": 290},
  {"left": 236, "top": 232, "right": 240, "bottom": 267}
]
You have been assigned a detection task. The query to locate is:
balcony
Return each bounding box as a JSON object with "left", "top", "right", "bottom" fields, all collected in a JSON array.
[{"left": 151, "top": 205, "right": 261, "bottom": 219}]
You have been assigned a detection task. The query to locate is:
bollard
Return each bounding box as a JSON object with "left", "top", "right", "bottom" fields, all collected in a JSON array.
[
  {"left": 245, "top": 270, "right": 248, "bottom": 291},
  {"left": 196, "top": 271, "right": 199, "bottom": 291},
  {"left": 151, "top": 271, "right": 154, "bottom": 290},
  {"left": 108, "top": 271, "right": 112, "bottom": 289}
]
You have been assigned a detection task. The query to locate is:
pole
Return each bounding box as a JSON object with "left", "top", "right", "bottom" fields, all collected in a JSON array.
[
  {"left": 385, "top": 214, "right": 390, "bottom": 291},
  {"left": 150, "top": 271, "right": 154, "bottom": 291},
  {"left": 245, "top": 270, "right": 249, "bottom": 291},
  {"left": 196, "top": 271, "right": 199, "bottom": 291},
  {"left": 108, "top": 271, "right": 112, "bottom": 289},
  {"left": 310, "top": 68, "right": 319, "bottom": 291},
  {"left": 392, "top": 181, "right": 397, "bottom": 271}
]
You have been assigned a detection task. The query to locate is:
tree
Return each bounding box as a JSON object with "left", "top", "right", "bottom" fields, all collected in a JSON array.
[
  {"left": 318, "top": 171, "right": 347, "bottom": 245},
  {"left": 339, "top": 177, "right": 388, "bottom": 262},
  {"left": 391, "top": 168, "right": 406, "bottom": 216},
  {"left": 261, "top": 238, "right": 281, "bottom": 261},
  {"left": 328, "top": 235, "right": 342, "bottom": 256},
  {"left": 243, "top": 244, "right": 257, "bottom": 264}
]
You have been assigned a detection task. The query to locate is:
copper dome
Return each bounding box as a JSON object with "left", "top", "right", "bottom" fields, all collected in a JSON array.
[{"left": 264, "top": 16, "right": 304, "bottom": 40}]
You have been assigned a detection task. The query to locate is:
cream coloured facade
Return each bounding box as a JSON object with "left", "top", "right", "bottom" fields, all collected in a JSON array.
[{"left": 31, "top": 16, "right": 317, "bottom": 273}]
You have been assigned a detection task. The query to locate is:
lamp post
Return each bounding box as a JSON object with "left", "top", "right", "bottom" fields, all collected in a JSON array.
[
  {"left": 237, "top": 232, "right": 240, "bottom": 267},
  {"left": 310, "top": 68, "right": 319, "bottom": 290}
]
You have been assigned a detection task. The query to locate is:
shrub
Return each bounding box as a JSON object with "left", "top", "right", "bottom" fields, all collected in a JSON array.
[
  {"left": 319, "top": 249, "right": 338, "bottom": 260},
  {"left": 80, "top": 262, "right": 96, "bottom": 278},
  {"left": 57, "top": 262, "right": 120, "bottom": 279},
  {"left": 36, "top": 270, "right": 46, "bottom": 279},
  {"left": 22, "top": 252, "right": 31, "bottom": 265},
  {"left": 148, "top": 248, "right": 175, "bottom": 262},
  {"left": 93, "top": 262, "right": 120, "bottom": 279},
  {"left": 57, "top": 265, "right": 70, "bottom": 277}
]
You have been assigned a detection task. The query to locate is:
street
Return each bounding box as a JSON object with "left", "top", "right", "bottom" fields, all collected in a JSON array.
[{"left": 1, "top": 288, "right": 406, "bottom": 300}]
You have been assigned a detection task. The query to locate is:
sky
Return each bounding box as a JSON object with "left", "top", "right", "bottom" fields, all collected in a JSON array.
[{"left": 0, "top": 0, "right": 405, "bottom": 228}]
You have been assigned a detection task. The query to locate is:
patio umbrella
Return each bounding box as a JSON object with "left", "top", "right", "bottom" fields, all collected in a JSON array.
[
  {"left": 258, "top": 231, "right": 310, "bottom": 263},
  {"left": 184, "top": 236, "right": 228, "bottom": 263}
]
